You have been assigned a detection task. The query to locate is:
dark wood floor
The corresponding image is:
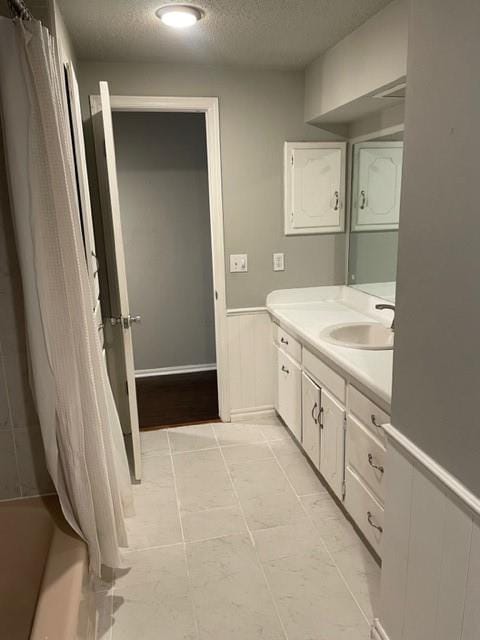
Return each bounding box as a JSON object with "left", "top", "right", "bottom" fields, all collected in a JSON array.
[{"left": 136, "top": 370, "right": 219, "bottom": 429}]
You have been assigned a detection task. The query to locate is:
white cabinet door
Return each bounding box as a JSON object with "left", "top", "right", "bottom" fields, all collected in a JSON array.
[
  {"left": 284, "top": 142, "right": 346, "bottom": 235},
  {"left": 277, "top": 348, "right": 302, "bottom": 441},
  {"left": 302, "top": 372, "right": 321, "bottom": 469},
  {"left": 320, "top": 387, "right": 345, "bottom": 499},
  {"left": 352, "top": 142, "right": 403, "bottom": 231}
]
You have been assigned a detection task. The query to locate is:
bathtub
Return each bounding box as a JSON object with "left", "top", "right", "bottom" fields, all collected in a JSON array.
[{"left": 0, "top": 495, "right": 91, "bottom": 640}]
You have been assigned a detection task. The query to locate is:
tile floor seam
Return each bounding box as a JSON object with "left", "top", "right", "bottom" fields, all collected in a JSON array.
[
  {"left": 267, "top": 437, "right": 373, "bottom": 626},
  {"left": 214, "top": 425, "right": 291, "bottom": 640},
  {"left": 166, "top": 429, "right": 201, "bottom": 640}
]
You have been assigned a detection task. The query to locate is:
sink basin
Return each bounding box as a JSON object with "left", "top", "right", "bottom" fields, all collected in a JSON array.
[{"left": 320, "top": 322, "right": 394, "bottom": 350}]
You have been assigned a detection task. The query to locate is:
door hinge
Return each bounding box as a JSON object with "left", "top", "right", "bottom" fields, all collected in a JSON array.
[
  {"left": 215, "top": 290, "right": 218, "bottom": 300},
  {"left": 125, "top": 380, "right": 129, "bottom": 396},
  {"left": 342, "top": 480, "right": 346, "bottom": 501},
  {"left": 343, "top": 413, "right": 347, "bottom": 431},
  {"left": 291, "top": 154, "right": 294, "bottom": 166}
]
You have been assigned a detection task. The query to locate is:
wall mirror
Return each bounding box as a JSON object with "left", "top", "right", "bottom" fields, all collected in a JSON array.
[{"left": 347, "top": 130, "right": 404, "bottom": 302}]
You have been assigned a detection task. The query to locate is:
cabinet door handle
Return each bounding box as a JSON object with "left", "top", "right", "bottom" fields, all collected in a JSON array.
[
  {"left": 311, "top": 402, "right": 319, "bottom": 424},
  {"left": 319, "top": 406, "right": 324, "bottom": 429},
  {"left": 281, "top": 365, "right": 290, "bottom": 375},
  {"left": 280, "top": 337, "right": 289, "bottom": 345},
  {"left": 367, "top": 511, "right": 383, "bottom": 533},
  {"left": 370, "top": 414, "right": 383, "bottom": 429},
  {"left": 333, "top": 190, "right": 339, "bottom": 211},
  {"left": 360, "top": 190, "right": 367, "bottom": 210},
  {"left": 368, "top": 453, "right": 384, "bottom": 474}
]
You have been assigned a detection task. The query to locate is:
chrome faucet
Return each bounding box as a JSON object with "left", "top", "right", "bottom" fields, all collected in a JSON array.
[{"left": 375, "top": 303, "right": 395, "bottom": 330}]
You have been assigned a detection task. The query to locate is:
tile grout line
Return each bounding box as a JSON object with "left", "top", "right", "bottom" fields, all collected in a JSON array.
[
  {"left": 214, "top": 424, "right": 291, "bottom": 640},
  {"left": 267, "top": 438, "right": 373, "bottom": 627},
  {"left": 166, "top": 428, "right": 201, "bottom": 640}
]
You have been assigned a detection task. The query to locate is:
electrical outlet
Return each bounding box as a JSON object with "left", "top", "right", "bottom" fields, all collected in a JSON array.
[
  {"left": 273, "top": 252, "right": 285, "bottom": 271},
  {"left": 230, "top": 254, "right": 248, "bottom": 273}
]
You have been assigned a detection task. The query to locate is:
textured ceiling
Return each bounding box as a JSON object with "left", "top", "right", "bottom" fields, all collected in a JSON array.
[{"left": 57, "top": 0, "right": 392, "bottom": 68}]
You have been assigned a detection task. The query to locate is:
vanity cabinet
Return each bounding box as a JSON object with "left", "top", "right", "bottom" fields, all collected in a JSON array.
[
  {"left": 345, "top": 386, "right": 388, "bottom": 555},
  {"left": 272, "top": 318, "right": 391, "bottom": 558},
  {"left": 301, "top": 372, "right": 321, "bottom": 468},
  {"left": 319, "top": 388, "right": 346, "bottom": 500},
  {"left": 284, "top": 142, "right": 346, "bottom": 236},
  {"left": 275, "top": 346, "right": 302, "bottom": 442}
]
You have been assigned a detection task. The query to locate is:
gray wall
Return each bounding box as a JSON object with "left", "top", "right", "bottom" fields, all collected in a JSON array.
[
  {"left": 112, "top": 111, "right": 215, "bottom": 371},
  {"left": 348, "top": 231, "right": 398, "bottom": 284},
  {"left": 0, "top": 127, "right": 53, "bottom": 500},
  {"left": 391, "top": 0, "right": 480, "bottom": 494},
  {"left": 78, "top": 62, "right": 346, "bottom": 309}
]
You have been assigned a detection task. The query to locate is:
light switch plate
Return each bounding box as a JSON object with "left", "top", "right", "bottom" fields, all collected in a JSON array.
[
  {"left": 230, "top": 254, "right": 248, "bottom": 273},
  {"left": 273, "top": 252, "right": 285, "bottom": 271}
]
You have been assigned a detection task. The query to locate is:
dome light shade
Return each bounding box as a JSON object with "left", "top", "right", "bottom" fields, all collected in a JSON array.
[{"left": 156, "top": 5, "right": 203, "bottom": 28}]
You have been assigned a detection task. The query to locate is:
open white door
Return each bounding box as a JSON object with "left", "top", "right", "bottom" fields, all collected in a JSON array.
[{"left": 90, "top": 81, "right": 142, "bottom": 481}]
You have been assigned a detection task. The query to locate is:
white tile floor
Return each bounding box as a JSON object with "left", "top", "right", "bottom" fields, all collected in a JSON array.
[{"left": 94, "top": 415, "right": 380, "bottom": 640}]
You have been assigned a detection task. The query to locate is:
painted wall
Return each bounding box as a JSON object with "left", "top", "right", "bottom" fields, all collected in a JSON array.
[
  {"left": 112, "top": 111, "right": 216, "bottom": 371},
  {"left": 391, "top": 0, "right": 480, "bottom": 495},
  {"left": 78, "top": 62, "right": 346, "bottom": 309},
  {"left": 0, "top": 127, "right": 53, "bottom": 500},
  {"left": 304, "top": 0, "right": 408, "bottom": 123}
]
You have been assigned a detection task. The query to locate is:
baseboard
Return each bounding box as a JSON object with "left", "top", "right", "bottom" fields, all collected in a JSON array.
[
  {"left": 135, "top": 363, "right": 217, "bottom": 378},
  {"left": 371, "top": 619, "right": 390, "bottom": 640},
  {"left": 230, "top": 405, "right": 275, "bottom": 421}
]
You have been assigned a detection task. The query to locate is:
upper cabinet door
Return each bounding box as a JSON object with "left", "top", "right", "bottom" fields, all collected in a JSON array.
[
  {"left": 352, "top": 142, "right": 403, "bottom": 231},
  {"left": 284, "top": 142, "right": 346, "bottom": 235}
]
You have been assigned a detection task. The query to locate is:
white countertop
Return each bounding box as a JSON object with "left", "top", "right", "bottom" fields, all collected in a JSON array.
[{"left": 266, "top": 286, "right": 394, "bottom": 408}]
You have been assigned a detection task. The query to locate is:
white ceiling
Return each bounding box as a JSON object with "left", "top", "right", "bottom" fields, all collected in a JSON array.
[{"left": 57, "top": 0, "right": 392, "bottom": 69}]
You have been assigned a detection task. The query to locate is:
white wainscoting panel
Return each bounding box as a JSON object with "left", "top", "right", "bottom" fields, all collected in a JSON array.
[
  {"left": 226, "top": 308, "right": 274, "bottom": 416},
  {"left": 376, "top": 436, "right": 480, "bottom": 640},
  {"left": 379, "top": 441, "right": 414, "bottom": 639}
]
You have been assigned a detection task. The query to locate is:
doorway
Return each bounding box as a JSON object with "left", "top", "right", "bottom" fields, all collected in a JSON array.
[
  {"left": 112, "top": 110, "right": 219, "bottom": 428},
  {"left": 90, "top": 91, "right": 229, "bottom": 479}
]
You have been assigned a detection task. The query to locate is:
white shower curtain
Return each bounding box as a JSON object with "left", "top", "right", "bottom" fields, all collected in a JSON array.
[{"left": 0, "top": 17, "right": 133, "bottom": 574}]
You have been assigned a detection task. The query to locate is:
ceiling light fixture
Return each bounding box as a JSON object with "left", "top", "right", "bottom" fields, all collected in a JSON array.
[{"left": 155, "top": 4, "right": 203, "bottom": 28}]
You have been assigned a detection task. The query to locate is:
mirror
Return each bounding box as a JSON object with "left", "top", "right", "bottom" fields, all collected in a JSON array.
[{"left": 347, "top": 131, "right": 403, "bottom": 303}]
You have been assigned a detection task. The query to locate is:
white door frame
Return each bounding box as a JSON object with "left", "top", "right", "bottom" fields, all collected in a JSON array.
[{"left": 102, "top": 95, "right": 230, "bottom": 421}]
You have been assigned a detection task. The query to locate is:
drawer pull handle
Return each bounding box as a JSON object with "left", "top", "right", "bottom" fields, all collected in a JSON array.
[
  {"left": 280, "top": 337, "right": 289, "bottom": 345},
  {"left": 367, "top": 511, "right": 383, "bottom": 533},
  {"left": 319, "top": 407, "right": 324, "bottom": 429},
  {"left": 368, "top": 453, "right": 384, "bottom": 474},
  {"left": 281, "top": 365, "right": 290, "bottom": 375},
  {"left": 371, "top": 414, "right": 383, "bottom": 429},
  {"left": 311, "top": 402, "right": 319, "bottom": 424}
]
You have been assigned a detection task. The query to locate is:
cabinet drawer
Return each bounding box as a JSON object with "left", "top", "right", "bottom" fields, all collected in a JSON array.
[
  {"left": 346, "top": 415, "right": 386, "bottom": 503},
  {"left": 275, "top": 325, "right": 302, "bottom": 363},
  {"left": 347, "top": 385, "right": 389, "bottom": 442},
  {"left": 276, "top": 347, "right": 302, "bottom": 441},
  {"left": 303, "top": 349, "right": 345, "bottom": 403},
  {"left": 345, "top": 467, "right": 384, "bottom": 557}
]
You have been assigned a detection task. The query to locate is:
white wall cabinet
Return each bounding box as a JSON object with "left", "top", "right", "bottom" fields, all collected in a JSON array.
[
  {"left": 301, "top": 372, "right": 321, "bottom": 469},
  {"left": 284, "top": 142, "right": 346, "bottom": 235},
  {"left": 351, "top": 142, "right": 403, "bottom": 231}
]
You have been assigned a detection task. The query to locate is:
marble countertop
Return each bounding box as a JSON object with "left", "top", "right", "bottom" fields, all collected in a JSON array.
[{"left": 266, "top": 286, "right": 394, "bottom": 409}]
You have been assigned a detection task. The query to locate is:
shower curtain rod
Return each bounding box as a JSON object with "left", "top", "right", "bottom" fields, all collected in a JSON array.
[{"left": 7, "top": 0, "right": 33, "bottom": 20}]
